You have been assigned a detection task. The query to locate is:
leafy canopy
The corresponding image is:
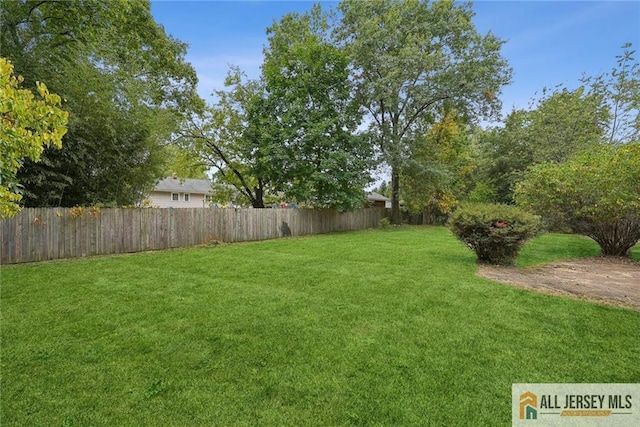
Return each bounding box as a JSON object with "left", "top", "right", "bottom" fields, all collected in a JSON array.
[
  {"left": 582, "top": 43, "right": 639, "bottom": 145},
  {"left": 262, "top": 5, "right": 372, "bottom": 210},
  {"left": 1, "top": 0, "right": 201, "bottom": 207},
  {"left": 180, "top": 5, "right": 372, "bottom": 210},
  {"left": 336, "top": 0, "right": 512, "bottom": 222},
  {"left": 178, "top": 67, "right": 272, "bottom": 208},
  {"left": 515, "top": 144, "right": 640, "bottom": 257},
  {"left": 401, "top": 109, "right": 475, "bottom": 222},
  {"left": 0, "top": 58, "right": 68, "bottom": 217},
  {"left": 476, "top": 87, "right": 607, "bottom": 203},
  {"left": 475, "top": 44, "right": 638, "bottom": 205}
]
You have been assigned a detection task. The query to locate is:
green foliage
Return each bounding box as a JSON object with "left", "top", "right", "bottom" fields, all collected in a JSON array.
[
  {"left": 476, "top": 88, "right": 606, "bottom": 203},
  {"left": 0, "top": 58, "right": 68, "bottom": 217},
  {"left": 1, "top": 0, "right": 202, "bottom": 207},
  {"left": 515, "top": 144, "right": 640, "bottom": 257},
  {"left": 378, "top": 216, "right": 391, "bottom": 229},
  {"left": 336, "top": 0, "right": 512, "bottom": 222},
  {"left": 178, "top": 67, "right": 270, "bottom": 208},
  {"left": 401, "top": 109, "right": 475, "bottom": 221},
  {"left": 449, "top": 202, "right": 540, "bottom": 265},
  {"left": 261, "top": 5, "right": 372, "bottom": 211},
  {"left": 182, "top": 6, "right": 372, "bottom": 210},
  {"left": 467, "top": 181, "right": 497, "bottom": 203},
  {"left": 582, "top": 43, "right": 639, "bottom": 144},
  {"left": 476, "top": 44, "right": 638, "bottom": 204},
  {"left": 525, "top": 87, "right": 607, "bottom": 163},
  {"left": 163, "top": 145, "right": 208, "bottom": 180}
]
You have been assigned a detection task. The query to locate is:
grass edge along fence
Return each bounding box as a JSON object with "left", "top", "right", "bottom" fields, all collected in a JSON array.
[{"left": 1, "top": 207, "right": 387, "bottom": 265}]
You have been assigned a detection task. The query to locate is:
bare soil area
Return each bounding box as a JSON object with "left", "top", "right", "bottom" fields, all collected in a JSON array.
[{"left": 478, "top": 257, "right": 640, "bottom": 311}]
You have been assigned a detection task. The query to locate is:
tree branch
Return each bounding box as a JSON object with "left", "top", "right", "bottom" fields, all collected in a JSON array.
[
  {"left": 399, "top": 94, "right": 450, "bottom": 139},
  {"left": 27, "top": 0, "right": 51, "bottom": 17}
]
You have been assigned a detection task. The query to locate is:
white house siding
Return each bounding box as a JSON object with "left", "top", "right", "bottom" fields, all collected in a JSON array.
[{"left": 148, "top": 191, "right": 208, "bottom": 208}]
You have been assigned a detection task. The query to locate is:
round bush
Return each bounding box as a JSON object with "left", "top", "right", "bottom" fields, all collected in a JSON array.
[{"left": 448, "top": 203, "right": 540, "bottom": 265}]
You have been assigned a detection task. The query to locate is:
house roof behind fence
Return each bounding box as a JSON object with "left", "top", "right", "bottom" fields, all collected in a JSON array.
[
  {"left": 154, "top": 177, "right": 212, "bottom": 194},
  {"left": 367, "top": 192, "right": 390, "bottom": 202}
]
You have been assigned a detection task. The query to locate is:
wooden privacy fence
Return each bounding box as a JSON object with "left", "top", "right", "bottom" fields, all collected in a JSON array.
[{"left": 0, "top": 207, "right": 387, "bottom": 265}]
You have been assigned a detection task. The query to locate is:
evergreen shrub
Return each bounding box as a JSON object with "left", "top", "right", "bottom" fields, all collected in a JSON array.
[{"left": 449, "top": 203, "right": 540, "bottom": 265}]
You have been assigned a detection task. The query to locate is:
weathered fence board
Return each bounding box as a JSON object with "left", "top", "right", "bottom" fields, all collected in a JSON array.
[{"left": 0, "top": 207, "right": 386, "bottom": 265}]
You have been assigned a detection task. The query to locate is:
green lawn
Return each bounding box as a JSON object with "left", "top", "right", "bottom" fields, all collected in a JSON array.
[
  {"left": 517, "top": 232, "right": 640, "bottom": 267},
  {"left": 1, "top": 227, "right": 639, "bottom": 426}
]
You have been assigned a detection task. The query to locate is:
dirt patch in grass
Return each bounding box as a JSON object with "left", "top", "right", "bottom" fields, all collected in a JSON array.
[{"left": 478, "top": 257, "right": 640, "bottom": 311}]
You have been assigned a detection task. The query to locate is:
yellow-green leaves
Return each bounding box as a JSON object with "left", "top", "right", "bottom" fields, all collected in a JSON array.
[
  {"left": 401, "top": 109, "right": 474, "bottom": 218},
  {"left": 0, "top": 58, "right": 68, "bottom": 217},
  {"left": 515, "top": 144, "right": 640, "bottom": 256}
]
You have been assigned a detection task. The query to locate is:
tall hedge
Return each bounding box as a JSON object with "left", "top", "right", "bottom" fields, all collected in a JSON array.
[{"left": 515, "top": 144, "right": 640, "bottom": 257}]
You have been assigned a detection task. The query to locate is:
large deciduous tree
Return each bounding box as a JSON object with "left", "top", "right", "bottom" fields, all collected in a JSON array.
[
  {"left": 178, "top": 68, "right": 272, "bottom": 208},
  {"left": 515, "top": 144, "right": 640, "bottom": 257},
  {"left": 476, "top": 87, "right": 607, "bottom": 203},
  {"left": 1, "top": 0, "right": 201, "bottom": 206},
  {"left": 180, "top": 6, "right": 372, "bottom": 210},
  {"left": 474, "top": 44, "right": 637, "bottom": 205},
  {"left": 401, "top": 108, "right": 475, "bottom": 223},
  {"left": 261, "top": 5, "right": 372, "bottom": 210},
  {"left": 0, "top": 58, "right": 68, "bottom": 217},
  {"left": 336, "top": 0, "right": 512, "bottom": 223}
]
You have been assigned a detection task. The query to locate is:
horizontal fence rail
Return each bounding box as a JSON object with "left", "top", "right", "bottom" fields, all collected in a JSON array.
[{"left": 0, "top": 207, "right": 387, "bottom": 265}]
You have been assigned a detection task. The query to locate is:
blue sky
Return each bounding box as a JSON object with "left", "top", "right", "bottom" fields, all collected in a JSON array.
[{"left": 150, "top": 0, "right": 640, "bottom": 118}]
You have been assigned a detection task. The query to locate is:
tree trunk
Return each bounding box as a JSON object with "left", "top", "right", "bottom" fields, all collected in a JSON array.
[
  {"left": 582, "top": 218, "right": 640, "bottom": 257},
  {"left": 252, "top": 186, "right": 265, "bottom": 208},
  {"left": 391, "top": 168, "right": 401, "bottom": 224},
  {"left": 422, "top": 205, "right": 434, "bottom": 225}
]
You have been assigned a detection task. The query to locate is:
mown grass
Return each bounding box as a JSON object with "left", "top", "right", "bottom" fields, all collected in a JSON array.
[
  {"left": 1, "top": 227, "right": 638, "bottom": 426},
  {"left": 517, "top": 233, "right": 640, "bottom": 267},
  {"left": 516, "top": 233, "right": 601, "bottom": 267}
]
